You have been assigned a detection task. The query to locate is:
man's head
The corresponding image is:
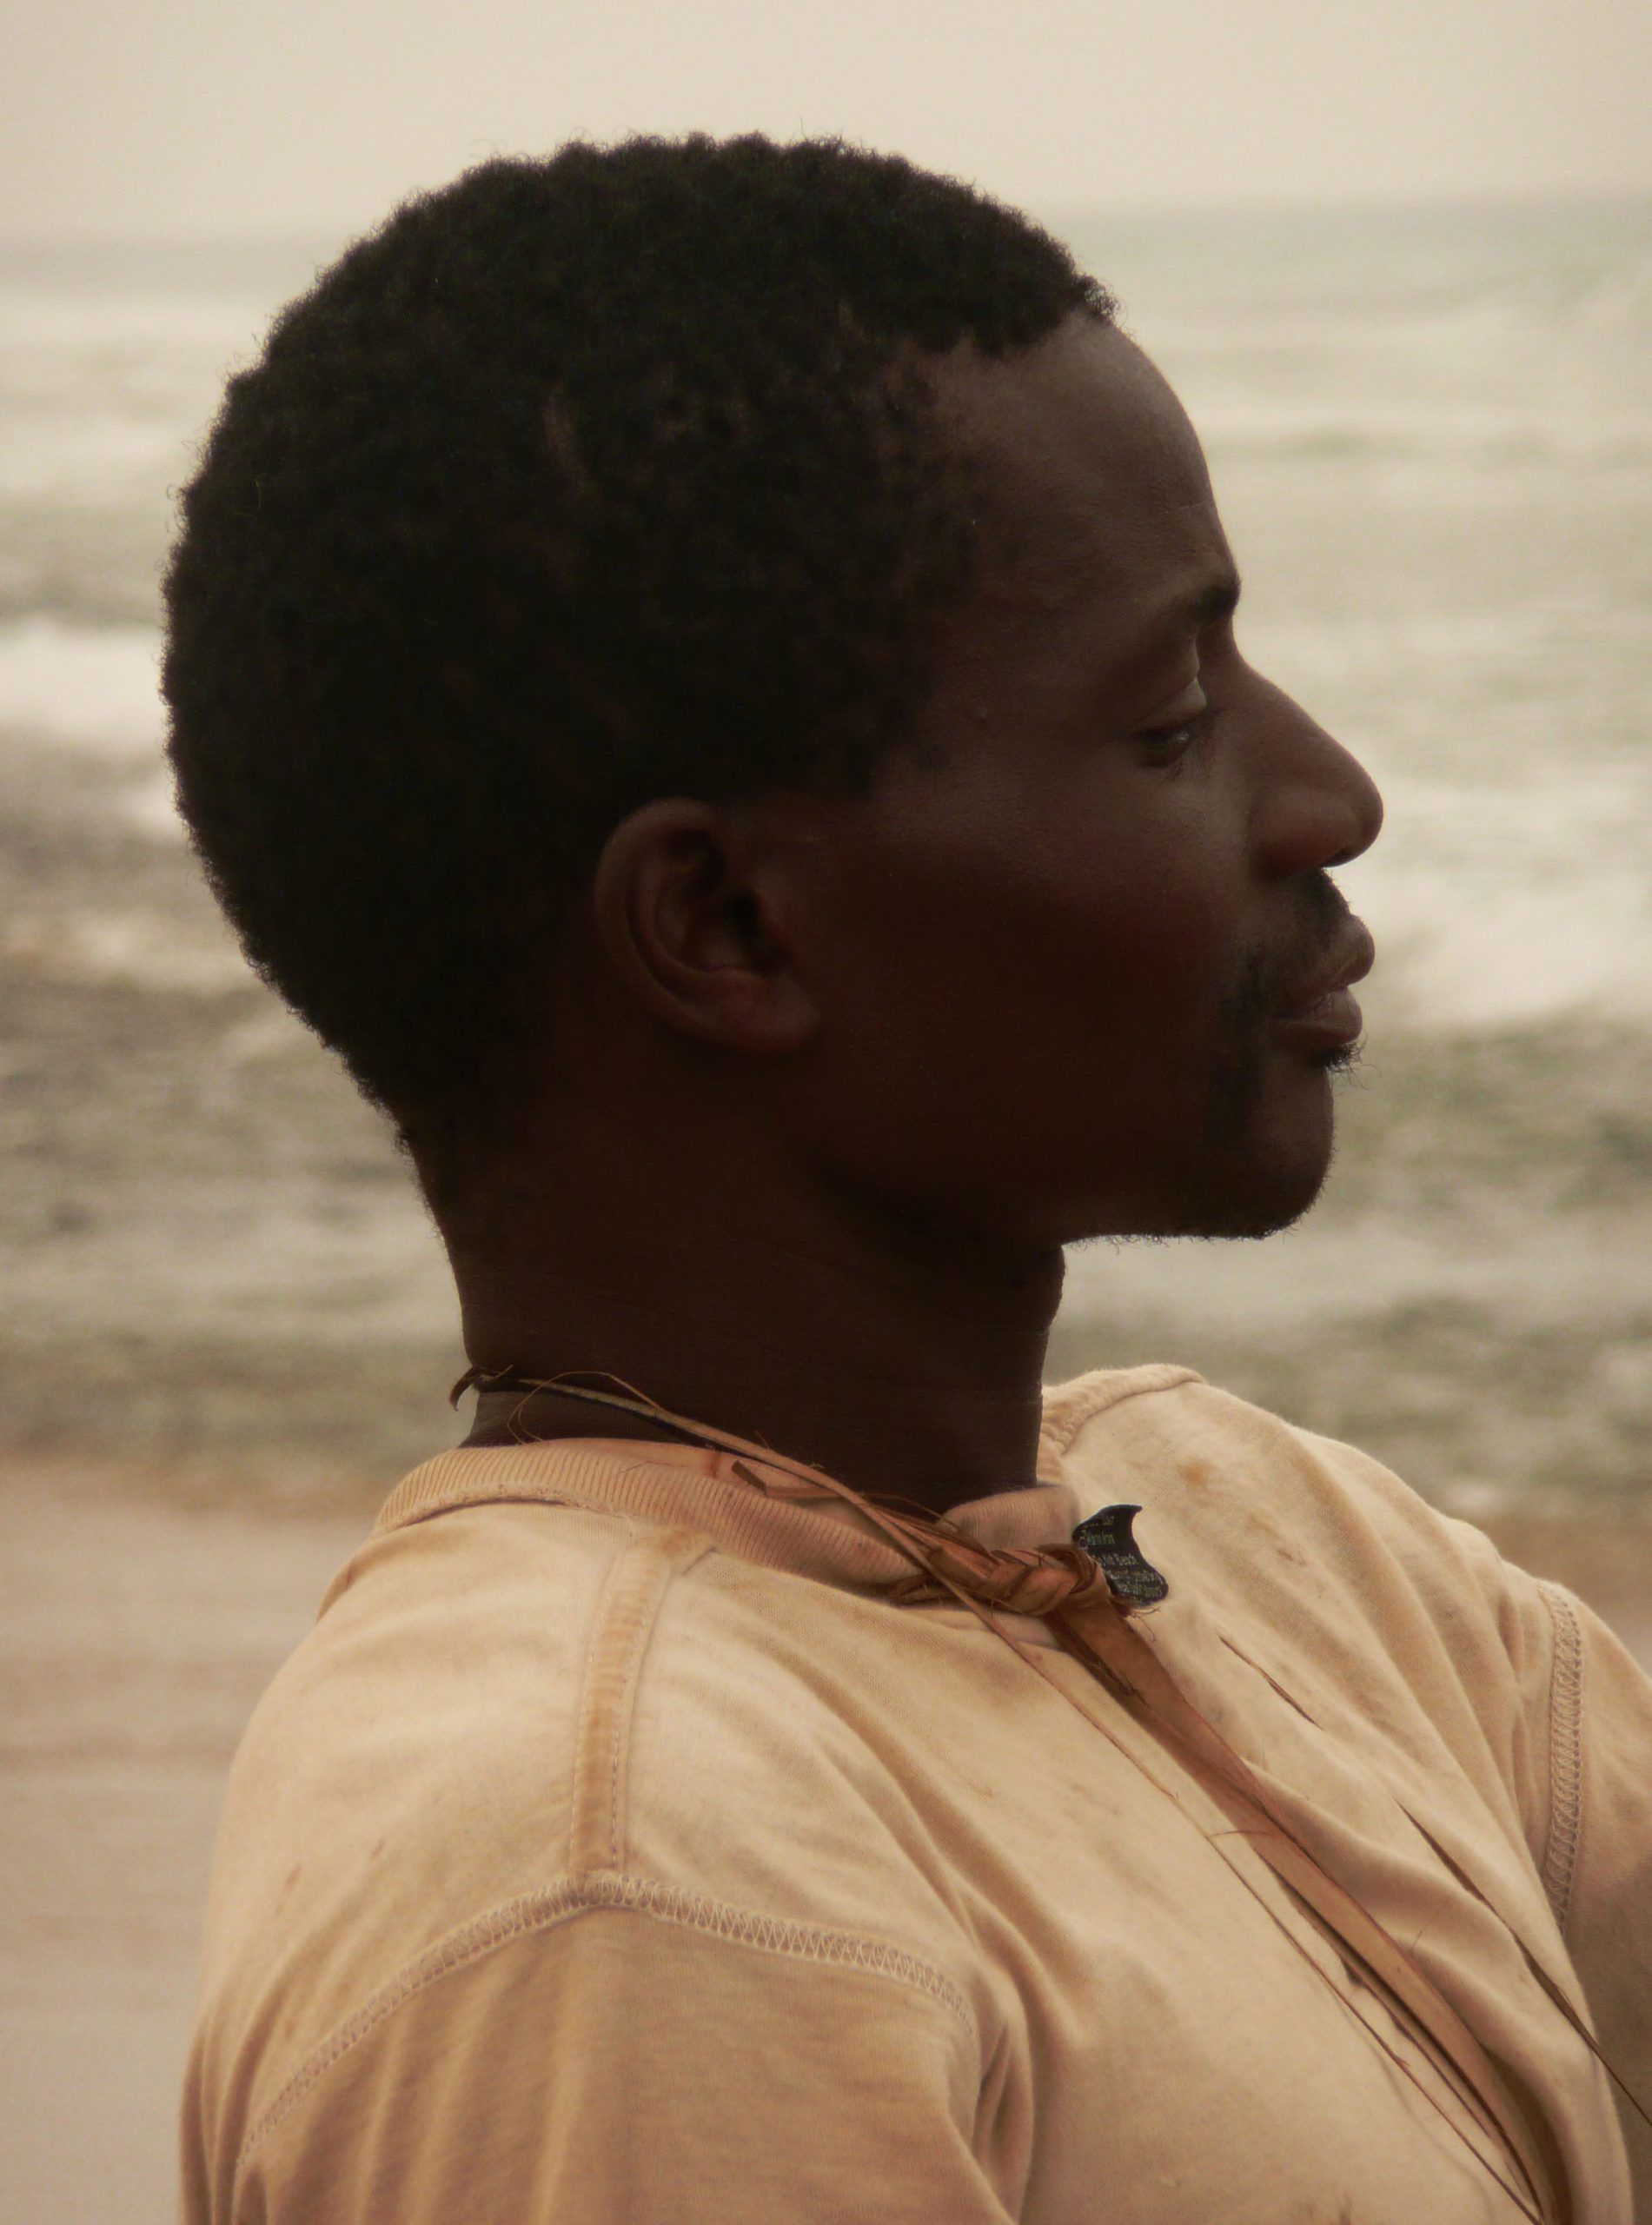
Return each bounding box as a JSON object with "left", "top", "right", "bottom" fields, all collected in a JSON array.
[{"left": 163, "top": 133, "right": 1381, "bottom": 1262}]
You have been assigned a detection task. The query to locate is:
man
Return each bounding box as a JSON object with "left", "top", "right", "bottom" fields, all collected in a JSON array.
[{"left": 165, "top": 135, "right": 1651, "bottom": 2222}]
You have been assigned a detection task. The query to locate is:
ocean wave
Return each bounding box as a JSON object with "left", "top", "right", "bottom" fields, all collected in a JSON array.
[
  {"left": 0, "top": 409, "right": 199, "bottom": 503},
  {"left": 4, "top": 912, "right": 249, "bottom": 1001},
  {"left": 0, "top": 614, "right": 165, "bottom": 760},
  {"left": 4, "top": 907, "right": 250, "bottom": 994},
  {"left": 1356, "top": 872, "right": 1652, "bottom": 1029}
]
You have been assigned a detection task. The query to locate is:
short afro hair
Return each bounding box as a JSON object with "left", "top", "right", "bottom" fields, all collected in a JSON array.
[{"left": 162, "top": 133, "right": 1114, "bottom": 1153}]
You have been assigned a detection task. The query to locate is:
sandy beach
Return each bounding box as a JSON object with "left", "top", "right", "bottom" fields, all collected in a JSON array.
[{"left": 0, "top": 1460, "right": 366, "bottom": 2225}]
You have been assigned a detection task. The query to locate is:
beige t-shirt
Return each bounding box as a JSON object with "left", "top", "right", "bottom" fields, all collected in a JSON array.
[{"left": 180, "top": 1365, "right": 1652, "bottom": 2222}]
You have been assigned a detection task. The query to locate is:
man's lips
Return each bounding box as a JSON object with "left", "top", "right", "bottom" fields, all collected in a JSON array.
[{"left": 1271, "top": 920, "right": 1377, "bottom": 1049}]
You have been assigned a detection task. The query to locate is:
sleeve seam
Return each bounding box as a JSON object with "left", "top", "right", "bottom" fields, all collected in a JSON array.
[
  {"left": 236, "top": 1870, "right": 979, "bottom": 2182},
  {"left": 1536, "top": 1578, "right": 1585, "bottom": 1936}
]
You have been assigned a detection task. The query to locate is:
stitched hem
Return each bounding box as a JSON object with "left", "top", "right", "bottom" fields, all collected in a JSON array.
[
  {"left": 1535, "top": 1581, "right": 1585, "bottom": 1936},
  {"left": 237, "top": 1871, "right": 978, "bottom": 2175}
]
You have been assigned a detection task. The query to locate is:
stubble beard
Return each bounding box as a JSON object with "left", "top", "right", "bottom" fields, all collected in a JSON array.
[{"left": 1155, "top": 942, "right": 1362, "bottom": 1242}]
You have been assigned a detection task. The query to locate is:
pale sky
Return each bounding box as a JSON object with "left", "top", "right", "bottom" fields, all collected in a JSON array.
[{"left": 6, "top": 0, "right": 1651, "bottom": 242}]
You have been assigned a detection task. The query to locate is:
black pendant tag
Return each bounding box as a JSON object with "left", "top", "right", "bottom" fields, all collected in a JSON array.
[{"left": 1071, "top": 1504, "right": 1170, "bottom": 1605}]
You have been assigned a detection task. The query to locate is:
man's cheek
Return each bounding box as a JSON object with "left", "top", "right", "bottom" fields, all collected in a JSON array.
[{"left": 1097, "top": 875, "right": 1232, "bottom": 1011}]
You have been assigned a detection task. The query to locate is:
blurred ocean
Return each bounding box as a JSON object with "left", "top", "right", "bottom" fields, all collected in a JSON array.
[{"left": 1, "top": 196, "right": 1650, "bottom": 1508}]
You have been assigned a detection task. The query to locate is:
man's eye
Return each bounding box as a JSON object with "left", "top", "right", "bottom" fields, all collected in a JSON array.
[{"left": 1135, "top": 706, "right": 1215, "bottom": 762}]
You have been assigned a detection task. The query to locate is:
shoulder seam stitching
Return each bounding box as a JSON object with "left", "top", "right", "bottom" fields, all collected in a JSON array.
[
  {"left": 234, "top": 1871, "right": 979, "bottom": 2179},
  {"left": 568, "top": 1527, "right": 692, "bottom": 1874},
  {"left": 1535, "top": 1578, "right": 1585, "bottom": 1936}
]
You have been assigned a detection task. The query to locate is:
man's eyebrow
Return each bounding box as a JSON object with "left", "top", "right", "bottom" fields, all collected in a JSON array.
[
  {"left": 1157, "top": 568, "right": 1243, "bottom": 642},
  {"left": 1101, "top": 568, "right": 1243, "bottom": 688}
]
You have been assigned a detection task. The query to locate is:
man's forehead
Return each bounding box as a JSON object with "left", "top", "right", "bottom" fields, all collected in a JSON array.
[{"left": 929, "top": 317, "right": 1226, "bottom": 615}]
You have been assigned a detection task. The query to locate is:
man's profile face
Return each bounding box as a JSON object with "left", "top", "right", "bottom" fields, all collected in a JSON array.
[{"left": 758, "top": 315, "right": 1385, "bottom": 1254}]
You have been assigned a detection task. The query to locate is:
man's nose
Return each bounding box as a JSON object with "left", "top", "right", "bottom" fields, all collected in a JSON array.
[{"left": 1252, "top": 680, "right": 1384, "bottom": 877}]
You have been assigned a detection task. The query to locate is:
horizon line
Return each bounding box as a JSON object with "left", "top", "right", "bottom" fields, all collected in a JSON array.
[{"left": 1, "top": 180, "right": 1648, "bottom": 256}]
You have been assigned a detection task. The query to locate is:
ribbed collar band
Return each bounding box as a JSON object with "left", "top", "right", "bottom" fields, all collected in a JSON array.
[{"left": 374, "top": 1400, "right": 1117, "bottom": 1611}]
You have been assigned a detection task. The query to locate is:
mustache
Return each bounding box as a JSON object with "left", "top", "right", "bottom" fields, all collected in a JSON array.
[
  {"left": 1201, "top": 874, "right": 1362, "bottom": 1156},
  {"left": 1223, "top": 874, "right": 1353, "bottom": 1026}
]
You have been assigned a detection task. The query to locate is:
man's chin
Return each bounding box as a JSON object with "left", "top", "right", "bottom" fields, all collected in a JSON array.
[
  {"left": 1155, "top": 1179, "right": 1325, "bottom": 1242},
  {"left": 1109, "top": 1128, "right": 1335, "bottom": 1245},
  {"left": 1065, "top": 1158, "right": 1330, "bottom": 1247},
  {"left": 1194, "top": 1046, "right": 1343, "bottom": 1236},
  {"left": 1051, "top": 1049, "right": 1346, "bottom": 1246}
]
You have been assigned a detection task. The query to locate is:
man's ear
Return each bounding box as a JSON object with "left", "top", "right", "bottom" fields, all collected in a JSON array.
[{"left": 590, "top": 798, "right": 819, "bottom": 1057}]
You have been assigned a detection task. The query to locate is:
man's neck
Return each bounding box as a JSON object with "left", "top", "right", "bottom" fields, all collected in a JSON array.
[{"left": 440, "top": 1124, "right": 1066, "bottom": 1519}]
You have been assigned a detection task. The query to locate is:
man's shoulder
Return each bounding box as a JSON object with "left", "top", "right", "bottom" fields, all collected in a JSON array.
[
  {"left": 1047, "top": 1358, "right": 1496, "bottom": 1573},
  {"left": 190, "top": 1481, "right": 985, "bottom": 2182},
  {"left": 202, "top": 1483, "right": 933, "bottom": 1981},
  {"left": 1050, "top": 1361, "right": 1560, "bottom": 1757},
  {"left": 195, "top": 1498, "right": 642, "bottom": 2004}
]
